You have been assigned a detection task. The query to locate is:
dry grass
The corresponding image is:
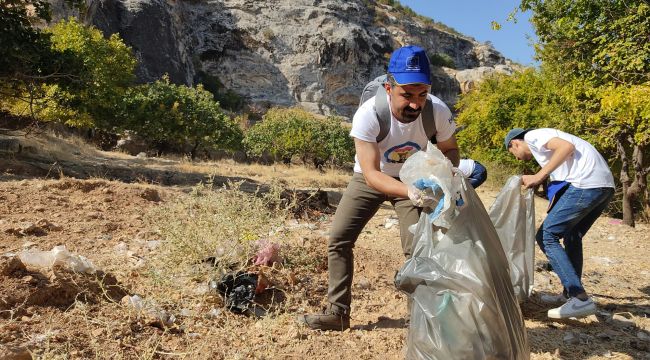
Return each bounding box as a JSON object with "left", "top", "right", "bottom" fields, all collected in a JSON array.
[{"left": 174, "top": 158, "right": 352, "bottom": 189}]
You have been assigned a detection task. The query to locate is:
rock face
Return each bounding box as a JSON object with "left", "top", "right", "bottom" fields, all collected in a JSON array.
[{"left": 52, "top": 0, "right": 516, "bottom": 118}]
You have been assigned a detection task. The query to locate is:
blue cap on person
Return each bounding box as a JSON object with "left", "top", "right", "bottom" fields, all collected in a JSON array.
[
  {"left": 387, "top": 45, "right": 432, "bottom": 86},
  {"left": 504, "top": 128, "right": 529, "bottom": 150}
]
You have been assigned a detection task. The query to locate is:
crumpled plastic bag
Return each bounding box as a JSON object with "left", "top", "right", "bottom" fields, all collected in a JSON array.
[
  {"left": 253, "top": 239, "right": 282, "bottom": 266},
  {"left": 488, "top": 175, "right": 535, "bottom": 301},
  {"left": 214, "top": 271, "right": 259, "bottom": 314},
  {"left": 18, "top": 245, "right": 97, "bottom": 274},
  {"left": 395, "top": 167, "right": 529, "bottom": 359},
  {"left": 399, "top": 142, "right": 461, "bottom": 229}
]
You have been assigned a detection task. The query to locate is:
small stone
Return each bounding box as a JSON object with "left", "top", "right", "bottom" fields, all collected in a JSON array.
[
  {"left": 637, "top": 331, "right": 650, "bottom": 341},
  {"left": 136, "top": 152, "right": 147, "bottom": 158},
  {"left": 91, "top": 328, "right": 104, "bottom": 337},
  {"left": 596, "top": 329, "right": 618, "bottom": 340},
  {"left": 612, "top": 314, "right": 635, "bottom": 328},
  {"left": 206, "top": 308, "right": 221, "bottom": 319},
  {"left": 20, "top": 316, "right": 30, "bottom": 322},
  {"left": 357, "top": 278, "right": 371, "bottom": 290},
  {"left": 563, "top": 331, "right": 580, "bottom": 345}
]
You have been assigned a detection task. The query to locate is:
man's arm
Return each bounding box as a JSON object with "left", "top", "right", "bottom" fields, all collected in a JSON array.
[
  {"left": 436, "top": 135, "right": 460, "bottom": 167},
  {"left": 522, "top": 137, "right": 575, "bottom": 188},
  {"left": 354, "top": 138, "right": 409, "bottom": 198}
]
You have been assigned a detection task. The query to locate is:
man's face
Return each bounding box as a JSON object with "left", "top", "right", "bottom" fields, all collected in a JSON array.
[
  {"left": 386, "top": 83, "right": 430, "bottom": 123},
  {"left": 508, "top": 139, "right": 532, "bottom": 160}
]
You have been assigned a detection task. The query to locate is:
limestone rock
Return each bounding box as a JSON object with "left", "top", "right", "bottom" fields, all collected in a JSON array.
[{"left": 49, "top": 0, "right": 516, "bottom": 118}]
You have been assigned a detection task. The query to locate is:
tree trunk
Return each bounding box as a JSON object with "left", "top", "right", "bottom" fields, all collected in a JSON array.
[
  {"left": 617, "top": 136, "right": 635, "bottom": 227},
  {"left": 190, "top": 140, "right": 200, "bottom": 161},
  {"left": 634, "top": 143, "right": 650, "bottom": 222}
]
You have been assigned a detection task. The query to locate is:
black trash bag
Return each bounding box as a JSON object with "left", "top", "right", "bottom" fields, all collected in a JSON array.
[{"left": 215, "top": 271, "right": 258, "bottom": 314}]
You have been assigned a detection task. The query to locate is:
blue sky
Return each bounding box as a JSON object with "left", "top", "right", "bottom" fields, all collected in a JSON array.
[{"left": 398, "top": 0, "right": 538, "bottom": 66}]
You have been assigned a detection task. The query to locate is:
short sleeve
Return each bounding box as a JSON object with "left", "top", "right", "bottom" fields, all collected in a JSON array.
[
  {"left": 525, "top": 128, "right": 558, "bottom": 152},
  {"left": 431, "top": 96, "right": 456, "bottom": 142},
  {"left": 350, "top": 97, "right": 380, "bottom": 143}
]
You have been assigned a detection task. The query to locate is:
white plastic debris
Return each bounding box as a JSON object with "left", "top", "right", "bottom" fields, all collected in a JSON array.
[{"left": 18, "top": 245, "right": 97, "bottom": 274}]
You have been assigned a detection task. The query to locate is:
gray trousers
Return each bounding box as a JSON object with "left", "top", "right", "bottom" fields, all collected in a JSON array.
[{"left": 328, "top": 173, "right": 420, "bottom": 312}]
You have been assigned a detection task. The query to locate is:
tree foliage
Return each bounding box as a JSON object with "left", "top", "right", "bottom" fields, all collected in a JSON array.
[
  {"left": 121, "top": 77, "right": 243, "bottom": 159},
  {"left": 243, "top": 107, "right": 354, "bottom": 168},
  {"left": 46, "top": 18, "right": 136, "bottom": 128},
  {"left": 0, "top": 0, "right": 83, "bottom": 119},
  {"left": 520, "top": 0, "right": 650, "bottom": 86},
  {"left": 458, "top": 0, "right": 649, "bottom": 224}
]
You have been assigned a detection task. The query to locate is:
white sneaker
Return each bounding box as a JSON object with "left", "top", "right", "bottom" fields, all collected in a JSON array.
[
  {"left": 547, "top": 297, "right": 597, "bottom": 319},
  {"left": 539, "top": 292, "right": 568, "bottom": 304}
]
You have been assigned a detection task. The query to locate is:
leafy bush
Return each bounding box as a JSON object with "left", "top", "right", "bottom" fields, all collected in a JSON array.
[
  {"left": 121, "top": 77, "right": 244, "bottom": 159},
  {"left": 243, "top": 107, "right": 354, "bottom": 168},
  {"left": 1, "top": 18, "right": 136, "bottom": 129},
  {"left": 455, "top": 68, "right": 568, "bottom": 173},
  {"left": 428, "top": 52, "right": 456, "bottom": 69}
]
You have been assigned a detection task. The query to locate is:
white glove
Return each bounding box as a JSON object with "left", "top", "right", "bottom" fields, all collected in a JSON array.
[{"left": 408, "top": 186, "right": 435, "bottom": 208}]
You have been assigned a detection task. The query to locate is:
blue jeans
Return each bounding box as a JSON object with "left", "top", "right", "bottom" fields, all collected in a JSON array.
[
  {"left": 536, "top": 185, "right": 614, "bottom": 297},
  {"left": 468, "top": 161, "right": 487, "bottom": 189}
]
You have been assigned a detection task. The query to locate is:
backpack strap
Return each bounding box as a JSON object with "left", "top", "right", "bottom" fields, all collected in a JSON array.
[
  {"left": 374, "top": 85, "right": 392, "bottom": 143},
  {"left": 421, "top": 99, "right": 437, "bottom": 143}
]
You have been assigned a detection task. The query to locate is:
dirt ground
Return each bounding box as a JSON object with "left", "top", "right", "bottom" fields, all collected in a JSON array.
[{"left": 0, "top": 133, "right": 649, "bottom": 359}]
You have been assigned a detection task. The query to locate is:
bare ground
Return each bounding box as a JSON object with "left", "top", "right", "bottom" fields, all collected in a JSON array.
[{"left": 0, "top": 132, "right": 649, "bottom": 359}]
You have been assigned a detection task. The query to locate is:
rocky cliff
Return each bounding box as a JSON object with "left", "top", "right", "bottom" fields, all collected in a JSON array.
[{"left": 51, "top": 0, "right": 518, "bottom": 118}]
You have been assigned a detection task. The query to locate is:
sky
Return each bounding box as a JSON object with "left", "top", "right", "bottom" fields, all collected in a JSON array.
[{"left": 398, "top": 0, "right": 538, "bottom": 66}]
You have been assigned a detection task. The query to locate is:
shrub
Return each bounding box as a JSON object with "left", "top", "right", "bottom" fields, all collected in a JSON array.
[
  {"left": 146, "top": 182, "right": 288, "bottom": 285},
  {"left": 121, "top": 77, "right": 244, "bottom": 159},
  {"left": 428, "top": 52, "right": 456, "bottom": 69},
  {"left": 243, "top": 107, "right": 354, "bottom": 168}
]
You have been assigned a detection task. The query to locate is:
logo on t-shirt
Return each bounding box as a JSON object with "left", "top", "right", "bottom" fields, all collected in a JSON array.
[{"left": 384, "top": 141, "right": 421, "bottom": 163}]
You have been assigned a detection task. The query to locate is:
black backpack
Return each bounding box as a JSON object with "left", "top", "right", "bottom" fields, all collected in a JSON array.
[{"left": 359, "top": 74, "right": 437, "bottom": 143}]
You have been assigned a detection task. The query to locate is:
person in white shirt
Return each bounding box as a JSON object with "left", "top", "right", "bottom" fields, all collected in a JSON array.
[
  {"left": 458, "top": 158, "right": 487, "bottom": 188},
  {"left": 505, "top": 127, "right": 615, "bottom": 319},
  {"left": 298, "top": 45, "right": 459, "bottom": 331}
]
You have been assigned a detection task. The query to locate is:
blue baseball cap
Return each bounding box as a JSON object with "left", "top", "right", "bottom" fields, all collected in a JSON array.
[
  {"left": 387, "top": 45, "right": 431, "bottom": 85},
  {"left": 504, "top": 128, "right": 530, "bottom": 149}
]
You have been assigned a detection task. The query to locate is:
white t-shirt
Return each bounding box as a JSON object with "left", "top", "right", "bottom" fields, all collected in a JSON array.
[
  {"left": 458, "top": 159, "right": 475, "bottom": 177},
  {"left": 350, "top": 93, "right": 456, "bottom": 177},
  {"left": 524, "top": 128, "right": 614, "bottom": 189}
]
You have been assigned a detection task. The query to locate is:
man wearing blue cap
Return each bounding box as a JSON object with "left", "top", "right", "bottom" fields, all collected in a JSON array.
[
  {"left": 298, "top": 45, "right": 460, "bottom": 330},
  {"left": 505, "top": 127, "right": 614, "bottom": 319}
]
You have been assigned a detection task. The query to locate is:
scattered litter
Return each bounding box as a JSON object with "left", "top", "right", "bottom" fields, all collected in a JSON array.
[
  {"left": 214, "top": 272, "right": 259, "bottom": 314},
  {"left": 121, "top": 295, "right": 176, "bottom": 327},
  {"left": 18, "top": 245, "right": 97, "bottom": 274},
  {"left": 606, "top": 235, "right": 616, "bottom": 241},
  {"left": 608, "top": 219, "right": 623, "bottom": 225},
  {"left": 206, "top": 308, "right": 222, "bottom": 319},
  {"left": 384, "top": 217, "right": 399, "bottom": 229},
  {"left": 253, "top": 239, "right": 281, "bottom": 266}
]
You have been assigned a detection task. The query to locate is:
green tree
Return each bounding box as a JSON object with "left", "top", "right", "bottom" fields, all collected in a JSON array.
[
  {"left": 121, "top": 77, "right": 243, "bottom": 159},
  {"left": 0, "top": 0, "right": 83, "bottom": 119},
  {"left": 519, "top": 0, "right": 650, "bottom": 225},
  {"left": 243, "top": 107, "right": 354, "bottom": 168},
  {"left": 46, "top": 18, "right": 136, "bottom": 128}
]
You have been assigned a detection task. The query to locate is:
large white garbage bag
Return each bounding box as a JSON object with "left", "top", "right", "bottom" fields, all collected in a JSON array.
[
  {"left": 488, "top": 175, "right": 535, "bottom": 301},
  {"left": 395, "top": 146, "right": 529, "bottom": 360}
]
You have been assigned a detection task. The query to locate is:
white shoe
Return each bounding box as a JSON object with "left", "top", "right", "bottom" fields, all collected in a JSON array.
[
  {"left": 539, "top": 292, "right": 568, "bottom": 304},
  {"left": 547, "top": 297, "right": 597, "bottom": 319}
]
